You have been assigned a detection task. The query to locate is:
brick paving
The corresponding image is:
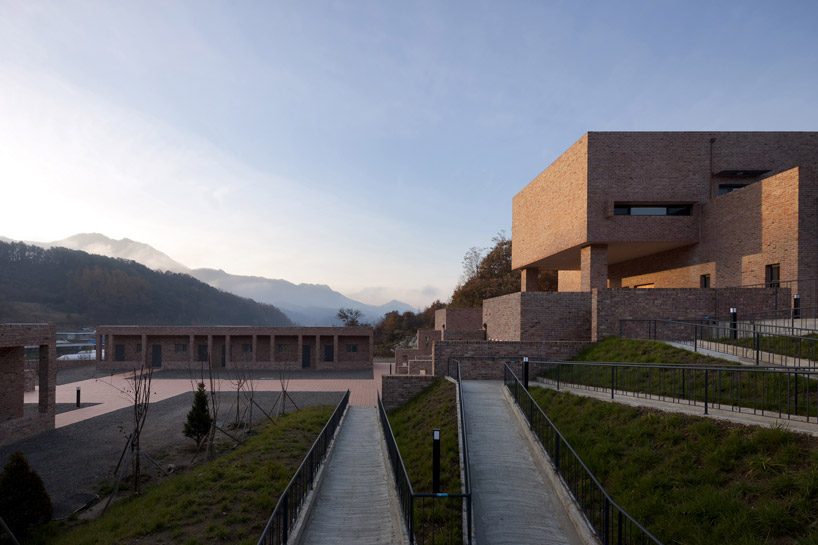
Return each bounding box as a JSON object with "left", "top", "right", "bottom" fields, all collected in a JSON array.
[{"left": 24, "top": 362, "right": 392, "bottom": 428}]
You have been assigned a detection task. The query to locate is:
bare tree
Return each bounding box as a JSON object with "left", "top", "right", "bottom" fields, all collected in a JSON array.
[
  {"left": 460, "top": 246, "right": 484, "bottom": 284},
  {"left": 127, "top": 361, "right": 153, "bottom": 494}
]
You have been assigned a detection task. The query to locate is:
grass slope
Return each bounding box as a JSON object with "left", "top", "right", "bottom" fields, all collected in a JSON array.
[
  {"left": 547, "top": 338, "right": 818, "bottom": 418},
  {"left": 388, "top": 378, "right": 461, "bottom": 545},
  {"left": 573, "top": 337, "right": 736, "bottom": 365},
  {"left": 37, "top": 405, "right": 333, "bottom": 545},
  {"left": 529, "top": 388, "right": 818, "bottom": 545}
]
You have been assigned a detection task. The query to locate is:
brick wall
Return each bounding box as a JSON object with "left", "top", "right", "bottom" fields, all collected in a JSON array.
[
  {"left": 483, "top": 293, "right": 521, "bottom": 340},
  {"left": 483, "top": 292, "right": 591, "bottom": 342},
  {"left": 435, "top": 308, "right": 483, "bottom": 333},
  {"left": 0, "top": 346, "right": 24, "bottom": 422},
  {"left": 408, "top": 357, "right": 434, "bottom": 375},
  {"left": 593, "top": 287, "right": 789, "bottom": 340},
  {"left": 381, "top": 375, "right": 437, "bottom": 411},
  {"left": 432, "top": 340, "right": 588, "bottom": 380}
]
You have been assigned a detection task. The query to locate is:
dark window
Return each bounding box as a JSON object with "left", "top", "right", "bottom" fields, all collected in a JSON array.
[
  {"left": 175, "top": 343, "right": 187, "bottom": 353},
  {"left": 197, "top": 344, "right": 208, "bottom": 361},
  {"left": 135, "top": 344, "right": 141, "bottom": 353},
  {"left": 115, "top": 344, "right": 125, "bottom": 361},
  {"left": 718, "top": 183, "right": 747, "bottom": 196},
  {"left": 324, "top": 345, "right": 334, "bottom": 362},
  {"left": 613, "top": 203, "right": 693, "bottom": 216},
  {"left": 700, "top": 274, "right": 711, "bottom": 288},
  {"left": 242, "top": 343, "right": 252, "bottom": 353},
  {"left": 765, "top": 264, "right": 781, "bottom": 288},
  {"left": 277, "top": 343, "right": 292, "bottom": 354},
  {"left": 346, "top": 344, "right": 358, "bottom": 353}
]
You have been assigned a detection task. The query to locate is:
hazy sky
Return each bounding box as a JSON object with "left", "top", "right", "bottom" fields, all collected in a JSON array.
[{"left": 1, "top": 1, "right": 817, "bottom": 308}]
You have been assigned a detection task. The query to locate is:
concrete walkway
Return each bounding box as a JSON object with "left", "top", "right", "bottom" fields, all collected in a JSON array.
[
  {"left": 297, "top": 406, "right": 406, "bottom": 545},
  {"left": 534, "top": 380, "right": 818, "bottom": 437},
  {"left": 462, "top": 381, "right": 584, "bottom": 545}
]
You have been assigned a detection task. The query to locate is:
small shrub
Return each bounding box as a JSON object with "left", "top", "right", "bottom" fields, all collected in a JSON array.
[{"left": 184, "top": 383, "right": 213, "bottom": 448}]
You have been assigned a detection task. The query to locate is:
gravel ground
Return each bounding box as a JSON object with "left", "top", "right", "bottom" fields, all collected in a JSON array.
[{"left": 1, "top": 390, "right": 344, "bottom": 519}]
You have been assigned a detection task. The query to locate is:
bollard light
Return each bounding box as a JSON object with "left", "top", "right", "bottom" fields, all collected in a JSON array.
[
  {"left": 794, "top": 294, "right": 801, "bottom": 319},
  {"left": 432, "top": 428, "right": 441, "bottom": 493},
  {"left": 76, "top": 386, "right": 81, "bottom": 408},
  {"left": 730, "top": 307, "right": 738, "bottom": 340},
  {"left": 523, "top": 356, "right": 530, "bottom": 391}
]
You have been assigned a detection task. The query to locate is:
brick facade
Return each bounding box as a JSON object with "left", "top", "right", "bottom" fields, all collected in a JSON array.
[
  {"left": 381, "top": 375, "right": 437, "bottom": 411},
  {"left": 434, "top": 308, "right": 484, "bottom": 339},
  {"left": 96, "top": 325, "right": 373, "bottom": 372},
  {"left": 483, "top": 292, "right": 592, "bottom": 342},
  {"left": 511, "top": 132, "right": 818, "bottom": 309},
  {"left": 0, "top": 324, "right": 56, "bottom": 445},
  {"left": 432, "top": 340, "right": 588, "bottom": 380}
]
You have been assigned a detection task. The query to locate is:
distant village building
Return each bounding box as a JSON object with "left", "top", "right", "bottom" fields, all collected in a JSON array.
[
  {"left": 0, "top": 324, "right": 56, "bottom": 445},
  {"left": 95, "top": 325, "right": 373, "bottom": 371}
]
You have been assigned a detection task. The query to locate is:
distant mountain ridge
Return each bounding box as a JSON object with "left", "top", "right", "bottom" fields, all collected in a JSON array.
[
  {"left": 0, "top": 241, "right": 292, "bottom": 328},
  {"left": 2, "top": 233, "right": 414, "bottom": 325}
]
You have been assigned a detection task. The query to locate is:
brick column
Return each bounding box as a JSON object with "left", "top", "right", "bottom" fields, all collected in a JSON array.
[
  {"left": 38, "top": 343, "right": 55, "bottom": 415},
  {"left": 108, "top": 334, "right": 114, "bottom": 363},
  {"left": 188, "top": 334, "right": 194, "bottom": 365},
  {"left": 580, "top": 244, "right": 608, "bottom": 291},
  {"left": 297, "top": 335, "right": 303, "bottom": 366},
  {"left": 252, "top": 335, "right": 257, "bottom": 365},
  {"left": 225, "top": 335, "right": 231, "bottom": 368},
  {"left": 333, "top": 335, "right": 339, "bottom": 364},
  {"left": 207, "top": 335, "right": 213, "bottom": 367},
  {"left": 96, "top": 335, "right": 102, "bottom": 365},
  {"left": 520, "top": 268, "right": 540, "bottom": 292},
  {"left": 271, "top": 335, "right": 276, "bottom": 364},
  {"left": 141, "top": 334, "right": 147, "bottom": 367}
]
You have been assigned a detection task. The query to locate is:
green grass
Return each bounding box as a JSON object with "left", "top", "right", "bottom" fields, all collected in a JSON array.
[
  {"left": 539, "top": 338, "right": 818, "bottom": 418},
  {"left": 572, "top": 337, "right": 736, "bottom": 365},
  {"left": 388, "top": 378, "right": 462, "bottom": 545},
  {"left": 719, "top": 333, "right": 818, "bottom": 362},
  {"left": 33, "top": 405, "right": 334, "bottom": 545},
  {"left": 528, "top": 388, "right": 818, "bottom": 545}
]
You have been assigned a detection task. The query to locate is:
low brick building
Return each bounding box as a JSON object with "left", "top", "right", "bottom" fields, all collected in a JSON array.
[
  {"left": 0, "top": 324, "right": 56, "bottom": 445},
  {"left": 96, "top": 326, "right": 373, "bottom": 372}
]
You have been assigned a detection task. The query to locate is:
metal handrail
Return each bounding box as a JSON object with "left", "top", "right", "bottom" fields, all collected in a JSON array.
[
  {"left": 504, "top": 364, "right": 663, "bottom": 545},
  {"left": 619, "top": 318, "right": 818, "bottom": 368},
  {"left": 377, "top": 394, "right": 416, "bottom": 540},
  {"left": 379, "top": 387, "right": 473, "bottom": 544},
  {"left": 527, "top": 360, "right": 818, "bottom": 422},
  {"left": 453, "top": 362, "right": 473, "bottom": 543},
  {"left": 257, "top": 389, "right": 350, "bottom": 545}
]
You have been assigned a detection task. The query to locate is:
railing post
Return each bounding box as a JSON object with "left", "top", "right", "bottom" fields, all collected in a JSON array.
[
  {"left": 754, "top": 331, "right": 760, "bottom": 366},
  {"left": 693, "top": 323, "right": 698, "bottom": 353},
  {"left": 617, "top": 510, "right": 623, "bottom": 545},
  {"left": 556, "top": 364, "right": 561, "bottom": 391},
  {"left": 611, "top": 366, "right": 615, "bottom": 399},
  {"left": 409, "top": 494, "right": 414, "bottom": 545},
  {"left": 681, "top": 369, "right": 686, "bottom": 399},
  {"left": 603, "top": 496, "right": 611, "bottom": 545},
  {"left": 281, "top": 493, "right": 289, "bottom": 543},
  {"left": 704, "top": 369, "right": 709, "bottom": 415},
  {"left": 794, "top": 371, "right": 799, "bottom": 415}
]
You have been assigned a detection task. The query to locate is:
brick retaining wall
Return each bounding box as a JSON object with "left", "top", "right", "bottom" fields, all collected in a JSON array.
[{"left": 381, "top": 375, "right": 437, "bottom": 411}]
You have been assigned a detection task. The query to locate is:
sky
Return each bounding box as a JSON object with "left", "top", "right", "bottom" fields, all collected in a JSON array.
[{"left": 1, "top": 1, "right": 817, "bottom": 308}]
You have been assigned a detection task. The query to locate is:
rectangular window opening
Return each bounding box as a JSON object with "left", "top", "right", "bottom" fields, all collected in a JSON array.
[
  {"left": 175, "top": 343, "right": 187, "bottom": 353},
  {"left": 765, "top": 264, "right": 781, "bottom": 288},
  {"left": 613, "top": 203, "right": 693, "bottom": 216},
  {"left": 700, "top": 274, "right": 711, "bottom": 288}
]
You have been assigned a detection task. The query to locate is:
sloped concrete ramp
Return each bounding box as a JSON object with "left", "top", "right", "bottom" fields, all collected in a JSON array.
[
  {"left": 297, "top": 406, "right": 407, "bottom": 545},
  {"left": 462, "top": 380, "right": 584, "bottom": 545}
]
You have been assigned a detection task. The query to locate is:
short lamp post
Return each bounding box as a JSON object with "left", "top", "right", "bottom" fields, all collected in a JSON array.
[
  {"left": 523, "top": 356, "right": 529, "bottom": 391},
  {"left": 432, "top": 428, "right": 441, "bottom": 493},
  {"left": 730, "top": 307, "right": 738, "bottom": 340}
]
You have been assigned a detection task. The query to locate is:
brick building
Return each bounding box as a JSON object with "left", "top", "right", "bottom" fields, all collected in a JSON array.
[
  {"left": 484, "top": 132, "right": 816, "bottom": 342},
  {"left": 0, "top": 324, "right": 56, "bottom": 445},
  {"left": 96, "top": 326, "right": 373, "bottom": 372}
]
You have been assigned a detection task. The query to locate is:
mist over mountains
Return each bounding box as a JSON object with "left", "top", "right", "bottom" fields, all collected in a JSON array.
[{"left": 4, "top": 233, "right": 414, "bottom": 325}]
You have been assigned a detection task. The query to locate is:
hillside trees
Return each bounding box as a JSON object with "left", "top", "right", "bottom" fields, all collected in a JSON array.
[{"left": 372, "top": 300, "right": 446, "bottom": 357}]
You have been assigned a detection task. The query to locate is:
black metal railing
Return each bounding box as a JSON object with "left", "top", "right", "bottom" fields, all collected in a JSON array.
[
  {"left": 504, "top": 364, "right": 663, "bottom": 545},
  {"left": 453, "top": 362, "right": 473, "bottom": 543},
  {"left": 378, "top": 389, "right": 472, "bottom": 545},
  {"left": 531, "top": 360, "right": 818, "bottom": 422},
  {"left": 257, "top": 389, "right": 350, "bottom": 545},
  {"left": 620, "top": 318, "right": 818, "bottom": 368}
]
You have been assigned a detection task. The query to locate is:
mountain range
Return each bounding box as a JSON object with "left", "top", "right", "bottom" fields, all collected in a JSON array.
[{"left": 2, "top": 233, "right": 414, "bottom": 325}]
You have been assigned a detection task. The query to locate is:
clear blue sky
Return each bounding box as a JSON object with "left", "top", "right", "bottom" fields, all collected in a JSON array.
[{"left": 1, "top": 1, "right": 816, "bottom": 308}]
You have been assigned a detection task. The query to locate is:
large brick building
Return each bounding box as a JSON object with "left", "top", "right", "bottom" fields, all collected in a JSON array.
[
  {"left": 512, "top": 132, "right": 818, "bottom": 297},
  {"left": 96, "top": 326, "right": 373, "bottom": 372},
  {"left": 0, "top": 324, "right": 56, "bottom": 445},
  {"left": 482, "top": 132, "right": 816, "bottom": 342}
]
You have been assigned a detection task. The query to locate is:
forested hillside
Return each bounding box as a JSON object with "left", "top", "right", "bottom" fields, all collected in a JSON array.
[{"left": 0, "top": 241, "right": 292, "bottom": 327}]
